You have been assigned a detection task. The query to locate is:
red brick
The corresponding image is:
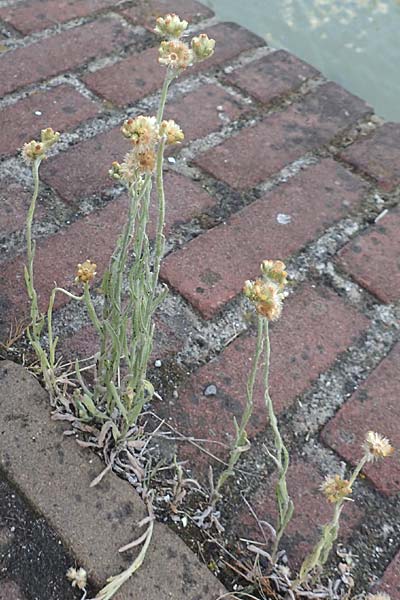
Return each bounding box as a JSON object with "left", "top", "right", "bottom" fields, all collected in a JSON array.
[
  {"left": 0, "top": 18, "right": 137, "bottom": 97},
  {"left": 0, "top": 581, "right": 27, "bottom": 600},
  {"left": 121, "top": 0, "right": 213, "bottom": 30},
  {"left": 0, "top": 172, "right": 214, "bottom": 333},
  {"left": 224, "top": 49, "right": 320, "bottom": 105},
  {"left": 0, "top": 175, "right": 45, "bottom": 238},
  {"left": 376, "top": 551, "right": 400, "bottom": 597},
  {"left": 83, "top": 23, "right": 264, "bottom": 107},
  {"left": 41, "top": 127, "right": 131, "bottom": 204},
  {"left": 322, "top": 343, "right": 400, "bottom": 496},
  {"left": 338, "top": 208, "right": 400, "bottom": 304},
  {"left": 1, "top": 84, "right": 101, "bottom": 159},
  {"left": 340, "top": 122, "right": 400, "bottom": 191},
  {"left": 164, "top": 84, "right": 245, "bottom": 147},
  {"left": 239, "top": 460, "right": 362, "bottom": 567},
  {"left": 194, "top": 82, "right": 371, "bottom": 190},
  {"left": 161, "top": 159, "right": 369, "bottom": 319},
  {"left": 0, "top": 0, "right": 119, "bottom": 35},
  {"left": 158, "top": 285, "right": 368, "bottom": 454}
]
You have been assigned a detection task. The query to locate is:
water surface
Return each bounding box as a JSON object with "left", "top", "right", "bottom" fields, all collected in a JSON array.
[{"left": 206, "top": 0, "right": 400, "bottom": 121}]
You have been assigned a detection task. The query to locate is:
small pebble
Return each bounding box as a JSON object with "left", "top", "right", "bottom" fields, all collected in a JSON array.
[
  {"left": 34, "top": 110, "right": 42, "bottom": 116},
  {"left": 154, "top": 359, "right": 162, "bottom": 368},
  {"left": 204, "top": 384, "right": 217, "bottom": 396},
  {"left": 167, "top": 157, "right": 176, "bottom": 164}
]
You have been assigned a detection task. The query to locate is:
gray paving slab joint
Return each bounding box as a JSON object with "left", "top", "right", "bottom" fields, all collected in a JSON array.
[{"left": 0, "top": 360, "right": 227, "bottom": 600}]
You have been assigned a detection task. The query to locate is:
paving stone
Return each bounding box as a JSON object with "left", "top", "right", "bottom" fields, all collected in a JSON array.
[
  {"left": 0, "top": 0, "right": 119, "bottom": 35},
  {"left": 194, "top": 82, "right": 371, "bottom": 190},
  {"left": 0, "top": 18, "right": 138, "bottom": 97},
  {"left": 224, "top": 49, "right": 320, "bottom": 104},
  {"left": 0, "top": 360, "right": 227, "bottom": 599},
  {"left": 0, "top": 171, "right": 215, "bottom": 335},
  {"left": 157, "top": 285, "right": 368, "bottom": 458},
  {"left": 322, "top": 343, "right": 400, "bottom": 496},
  {"left": 41, "top": 126, "right": 131, "bottom": 204},
  {"left": 121, "top": 0, "right": 213, "bottom": 30},
  {"left": 238, "top": 459, "right": 362, "bottom": 567},
  {"left": 375, "top": 551, "right": 400, "bottom": 597},
  {"left": 0, "top": 174, "right": 45, "bottom": 238},
  {"left": 0, "top": 580, "right": 27, "bottom": 600},
  {"left": 161, "top": 159, "right": 369, "bottom": 318},
  {"left": 163, "top": 83, "right": 246, "bottom": 147},
  {"left": 1, "top": 84, "right": 101, "bottom": 159},
  {"left": 340, "top": 122, "right": 400, "bottom": 191},
  {"left": 83, "top": 22, "right": 265, "bottom": 107},
  {"left": 338, "top": 208, "right": 400, "bottom": 304}
]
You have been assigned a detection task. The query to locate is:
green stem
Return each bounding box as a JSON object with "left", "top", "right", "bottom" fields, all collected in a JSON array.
[
  {"left": 214, "top": 318, "right": 264, "bottom": 500},
  {"left": 263, "top": 318, "right": 293, "bottom": 562}
]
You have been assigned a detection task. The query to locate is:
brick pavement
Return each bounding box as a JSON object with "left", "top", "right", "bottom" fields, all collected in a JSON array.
[{"left": 0, "top": 0, "right": 399, "bottom": 597}]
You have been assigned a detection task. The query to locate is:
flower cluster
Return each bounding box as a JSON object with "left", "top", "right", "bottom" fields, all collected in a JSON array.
[
  {"left": 321, "top": 474, "right": 352, "bottom": 503},
  {"left": 75, "top": 260, "right": 97, "bottom": 285},
  {"left": 22, "top": 127, "right": 60, "bottom": 162},
  {"left": 111, "top": 115, "right": 184, "bottom": 184},
  {"left": 364, "top": 431, "right": 394, "bottom": 462},
  {"left": 243, "top": 260, "right": 288, "bottom": 321},
  {"left": 155, "top": 13, "right": 215, "bottom": 71},
  {"left": 66, "top": 566, "right": 87, "bottom": 590}
]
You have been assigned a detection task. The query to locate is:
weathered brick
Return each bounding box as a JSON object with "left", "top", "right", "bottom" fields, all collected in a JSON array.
[
  {"left": 224, "top": 49, "right": 320, "bottom": 105},
  {"left": 157, "top": 285, "right": 368, "bottom": 456},
  {"left": 0, "top": 0, "right": 118, "bottom": 35},
  {"left": 83, "top": 23, "right": 265, "bottom": 107},
  {"left": 0, "top": 18, "right": 137, "bottom": 97},
  {"left": 0, "top": 172, "right": 214, "bottom": 334},
  {"left": 0, "top": 581, "right": 27, "bottom": 600},
  {"left": 238, "top": 459, "right": 362, "bottom": 567},
  {"left": 1, "top": 84, "right": 101, "bottom": 159},
  {"left": 164, "top": 83, "right": 245, "bottom": 147},
  {"left": 194, "top": 82, "right": 371, "bottom": 190},
  {"left": 338, "top": 208, "right": 400, "bottom": 304},
  {"left": 375, "top": 551, "right": 400, "bottom": 597},
  {"left": 121, "top": 0, "right": 213, "bottom": 30},
  {"left": 41, "top": 127, "right": 131, "bottom": 204},
  {"left": 340, "top": 122, "right": 400, "bottom": 191},
  {"left": 83, "top": 46, "right": 164, "bottom": 107},
  {"left": 322, "top": 343, "right": 400, "bottom": 496},
  {"left": 161, "top": 159, "right": 369, "bottom": 318},
  {"left": 0, "top": 175, "right": 45, "bottom": 238}
]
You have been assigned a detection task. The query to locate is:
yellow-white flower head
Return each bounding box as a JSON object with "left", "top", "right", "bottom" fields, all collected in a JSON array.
[
  {"left": 243, "top": 279, "right": 283, "bottom": 321},
  {"left": 191, "top": 33, "right": 215, "bottom": 61},
  {"left": 363, "top": 431, "right": 394, "bottom": 462},
  {"left": 154, "top": 14, "right": 188, "bottom": 39},
  {"left": 66, "top": 567, "right": 87, "bottom": 590},
  {"left": 119, "top": 149, "right": 156, "bottom": 182},
  {"left": 160, "top": 119, "right": 184, "bottom": 145},
  {"left": 121, "top": 115, "right": 159, "bottom": 151},
  {"left": 159, "top": 40, "right": 193, "bottom": 70},
  {"left": 75, "top": 260, "right": 97, "bottom": 285},
  {"left": 321, "top": 474, "right": 352, "bottom": 503},
  {"left": 22, "top": 127, "right": 60, "bottom": 162},
  {"left": 260, "top": 259, "right": 288, "bottom": 291}
]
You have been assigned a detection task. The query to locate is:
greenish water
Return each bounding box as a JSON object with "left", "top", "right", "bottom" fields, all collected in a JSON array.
[{"left": 205, "top": 0, "right": 400, "bottom": 121}]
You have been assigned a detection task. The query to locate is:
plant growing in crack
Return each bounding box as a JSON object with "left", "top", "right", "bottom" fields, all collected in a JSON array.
[{"left": 21, "top": 13, "right": 215, "bottom": 600}]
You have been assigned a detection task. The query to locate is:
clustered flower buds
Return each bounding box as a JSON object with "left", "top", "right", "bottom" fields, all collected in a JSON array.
[
  {"left": 154, "top": 13, "right": 188, "bottom": 39},
  {"left": 321, "top": 474, "right": 352, "bottom": 503},
  {"left": 155, "top": 13, "right": 215, "bottom": 72},
  {"left": 22, "top": 127, "right": 60, "bottom": 162},
  {"left": 160, "top": 119, "right": 184, "bottom": 145},
  {"left": 75, "top": 260, "right": 97, "bottom": 285},
  {"left": 363, "top": 431, "right": 394, "bottom": 462},
  {"left": 66, "top": 567, "right": 87, "bottom": 590},
  {"left": 243, "top": 260, "right": 288, "bottom": 321},
  {"left": 121, "top": 116, "right": 159, "bottom": 150},
  {"left": 191, "top": 33, "right": 216, "bottom": 61}
]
